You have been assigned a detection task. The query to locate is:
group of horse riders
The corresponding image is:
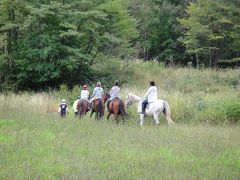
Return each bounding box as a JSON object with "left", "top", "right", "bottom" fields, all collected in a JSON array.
[{"left": 58, "top": 80, "right": 158, "bottom": 119}]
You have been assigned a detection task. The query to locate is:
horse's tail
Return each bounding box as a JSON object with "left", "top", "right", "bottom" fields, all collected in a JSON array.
[
  {"left": 163, "top": 101, "right": 175, "bottom": 125},
  {"left": 78, "top": 100, "right": 85, "bottom": 117},
  {"left": 98, "top": 99, "right": 104, "bottom": 119},
  {"left": 77, "top": 100, "right": 82, "bottom": 116},
  {"left": 119, "top": 100, "right": 128, "bottom": 117}
]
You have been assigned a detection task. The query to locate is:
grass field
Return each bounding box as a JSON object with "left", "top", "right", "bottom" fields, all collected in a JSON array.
[
  {"left": 1, "top": 113, "right": 240, "bottom": 179},
  {"left": 1, "top": 61, "right": 240, "bottom": 179}
]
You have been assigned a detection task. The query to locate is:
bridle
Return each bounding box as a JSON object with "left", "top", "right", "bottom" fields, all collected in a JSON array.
[{"left": 126, "top": 94, "right": 134, "bottom": 107}]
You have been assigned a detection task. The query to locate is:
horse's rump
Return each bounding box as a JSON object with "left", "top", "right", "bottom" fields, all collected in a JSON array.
[
  {"left": 109, "top": 98, "right": 128, "bottom": 117},
  {"left": 77, "top": 99, "right": 89, "bottom": 115},
  {"left": 92, "top": 98, "right": 104, "bottom": 119},
  {"left": 78, "top": 99, "right": 89, "bottom": 107}
]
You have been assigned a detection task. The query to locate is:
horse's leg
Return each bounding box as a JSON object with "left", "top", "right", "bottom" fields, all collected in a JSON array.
[
  {"left": 140, "top": 114, "right": 145, "bottom": 126},
  {"left": 90, "top": 111, "right": 94, "bottom": 117},
  {"left": 79, "top": 110, "right": 82, "bottom": 118},
  {"left": 121, "top": 113, "right": 125, "bottom": 125},
  {"left": 107, "top": 112, "right": 111, "bottom": 120},
  {"left": 114, "top": 113, "right": 119, "bottom": 124},
  {"left": 153, "top": 113, "right": 160, "bottom": 125},
  {"left": 96, "top": 111, "right": 98, "bottom": 120}
]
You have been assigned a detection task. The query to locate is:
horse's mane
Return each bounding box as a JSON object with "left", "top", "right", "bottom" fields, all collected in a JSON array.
[{"left": 129, "top": 93, "right": 142, "bottom": 101}]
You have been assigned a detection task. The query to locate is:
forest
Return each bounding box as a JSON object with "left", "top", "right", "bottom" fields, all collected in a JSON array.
[{"left": 0, "top": 0, "right": 240, "bottom": 90}]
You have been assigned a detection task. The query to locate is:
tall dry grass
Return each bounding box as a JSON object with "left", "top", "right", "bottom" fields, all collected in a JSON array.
[
  {"left": 0, "top": 92, "right": 59, "bottom": 114},
  {"left": 1, "top": 60, "right": 239, "bottom": 124}
]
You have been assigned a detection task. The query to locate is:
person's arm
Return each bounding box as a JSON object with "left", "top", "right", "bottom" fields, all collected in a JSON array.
[
  {"left": 58, "top": 105, "right": 61, "bottom": 113},
  {"left": 66, "top": 105, "right": 68, "bottom": 113},
  {"left": 91, "top": 88, "right": 96, "bottom": 98},
  {"left": 109, "top": 87, "right": 113, "bottom": 96},
  {"left": 87, "top": 90, "right": 90, "bottom": 99},
  {"left": 118, "top": 87, "right": 120, "bottom": 95},
  {"left": 101, "top": 88, "right": 104, "bottom": 96},
  {"left": 142, "top": 87, "right": 151, "bottom": 100}
]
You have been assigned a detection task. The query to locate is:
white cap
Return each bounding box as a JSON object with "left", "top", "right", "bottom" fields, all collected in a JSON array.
[
  {"left": 97, "top": 82, "right": 101, "bottom": 87},
  {"left": 62, "top": 99, "right": 66, "bottom": 103}
]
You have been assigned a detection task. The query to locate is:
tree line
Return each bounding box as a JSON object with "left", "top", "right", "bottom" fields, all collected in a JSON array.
[{"left": 0, "top": 0, "right": 240, "bottom": 91}]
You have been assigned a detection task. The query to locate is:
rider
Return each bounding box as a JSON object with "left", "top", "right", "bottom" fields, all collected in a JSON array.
[
  {"left": 58, "top": 99, "right": 68, "bottom": 118},
  {"left": 106, "top": 80, "right": 120, "bottom": 110},
  {"left": 90, "top": 82, "right": 104, "bottom": 108},
  {"left": 141, "top": 81, "right": 158, "bottom": 115},
  {"left": 80, "top": 84, "right": 90, "bottom": 101},
  {"left": 73, "top": 96, "right": 80, "bottom": 117}
]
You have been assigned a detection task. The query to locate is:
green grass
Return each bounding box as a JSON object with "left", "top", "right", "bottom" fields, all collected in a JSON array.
[
  {"left": 1, "top": 61, "right": 240, "bottom": 179},
  {"left": 1, "top": 112, "right": 240, "bottom": 179}
]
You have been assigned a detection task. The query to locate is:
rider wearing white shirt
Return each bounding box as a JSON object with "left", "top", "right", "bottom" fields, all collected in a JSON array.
[
  {"left": 141, "top": 81, "right": 158, "bottom": 114},
  {"left": 81, "top": 84, "right": 90, "bottom": 101}
]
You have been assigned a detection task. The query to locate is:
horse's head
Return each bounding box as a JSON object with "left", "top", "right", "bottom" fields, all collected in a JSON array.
[
  {"left": 103, "top": 92, "right": 110, "bottom": 103},
  {"left": 125, "top": 92, "right": 134, "bottom": 108}
]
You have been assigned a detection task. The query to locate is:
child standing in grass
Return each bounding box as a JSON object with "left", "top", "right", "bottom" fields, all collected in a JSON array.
[{"left": 58, "top": 99, "right": 68, "bottom": 118}]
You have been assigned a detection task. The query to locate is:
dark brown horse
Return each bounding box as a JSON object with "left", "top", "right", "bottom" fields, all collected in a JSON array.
[
  {"left": 90, "top": 98, "right": 104, "bottom": 119},
  {"left": 77, "top": 99, "right": 89, "bottom": 118},
  {"left": 103, "top": 92, "right": 128, "bottom": 124}
]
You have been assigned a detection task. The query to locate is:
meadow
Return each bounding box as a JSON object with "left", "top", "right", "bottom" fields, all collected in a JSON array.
[{"left": 0, "top": 61, "right": 240, "bottom": 179}]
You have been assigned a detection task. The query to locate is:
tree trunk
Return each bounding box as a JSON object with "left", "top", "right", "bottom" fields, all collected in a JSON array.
[
  {"left": 212, "top": 49, "right": 218, "bottom": 68},
  {"left": 143, "top": 30, "right": 148, "bottom": 61},
  {"left": 196, "top": 52, "right": 199, "bottom": 69},
  {"left": 209, "top": 49, "right": 212, "bottom": 68}
]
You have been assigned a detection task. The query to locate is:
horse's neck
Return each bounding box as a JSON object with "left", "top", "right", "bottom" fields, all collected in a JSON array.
[{"left": 131, "top": 94, "right": 142, "bottom": 102}]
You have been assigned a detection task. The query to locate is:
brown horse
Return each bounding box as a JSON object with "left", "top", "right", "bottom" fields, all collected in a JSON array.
[
  {"left": 104, "top": 92, "right": 128, "bottom": 124},
  {"left": 90, "top": 98, "right": 104, "bottom": 119},
  {"left": 77, "top": 99, "right": 89, "bottom": 118}
]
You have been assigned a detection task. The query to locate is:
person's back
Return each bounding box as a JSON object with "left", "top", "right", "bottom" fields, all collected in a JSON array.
[
  {"left": 92, "top": 86, "right": 103, "bottom": 99},
  {"left": 90, "top": 82, "right": 104, "bottom": 106},
  {"left": 145, "top": 86, "right": 157, "bottom": 103},
  {"left": 141, "top": 81, "right": 158, "bottom": 115},
  {"left": 58, "top": 99, "right": 68, "bottom": 117},
  {"left": 110, "top": 85, "right": 120, "bottom": 99},
  {"left": 106, "top": 80, "right": 121, "bottom": 110},
  {"left": 81, "top": 90, "right": 89, "bottom": 100}
]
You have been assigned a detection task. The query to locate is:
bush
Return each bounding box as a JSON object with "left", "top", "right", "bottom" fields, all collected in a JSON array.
[{"left": 224, "top": 100, "right": 240, "bottom": 123}]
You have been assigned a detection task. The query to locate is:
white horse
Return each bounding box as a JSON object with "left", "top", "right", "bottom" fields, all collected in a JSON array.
[{"left": 125, "top": 93, "right": 175, "bottom": 126}]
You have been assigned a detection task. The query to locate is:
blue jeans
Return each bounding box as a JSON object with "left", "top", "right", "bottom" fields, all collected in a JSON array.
[{"left": 141, "top": 99, "right": 148, "bottom": 114}]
